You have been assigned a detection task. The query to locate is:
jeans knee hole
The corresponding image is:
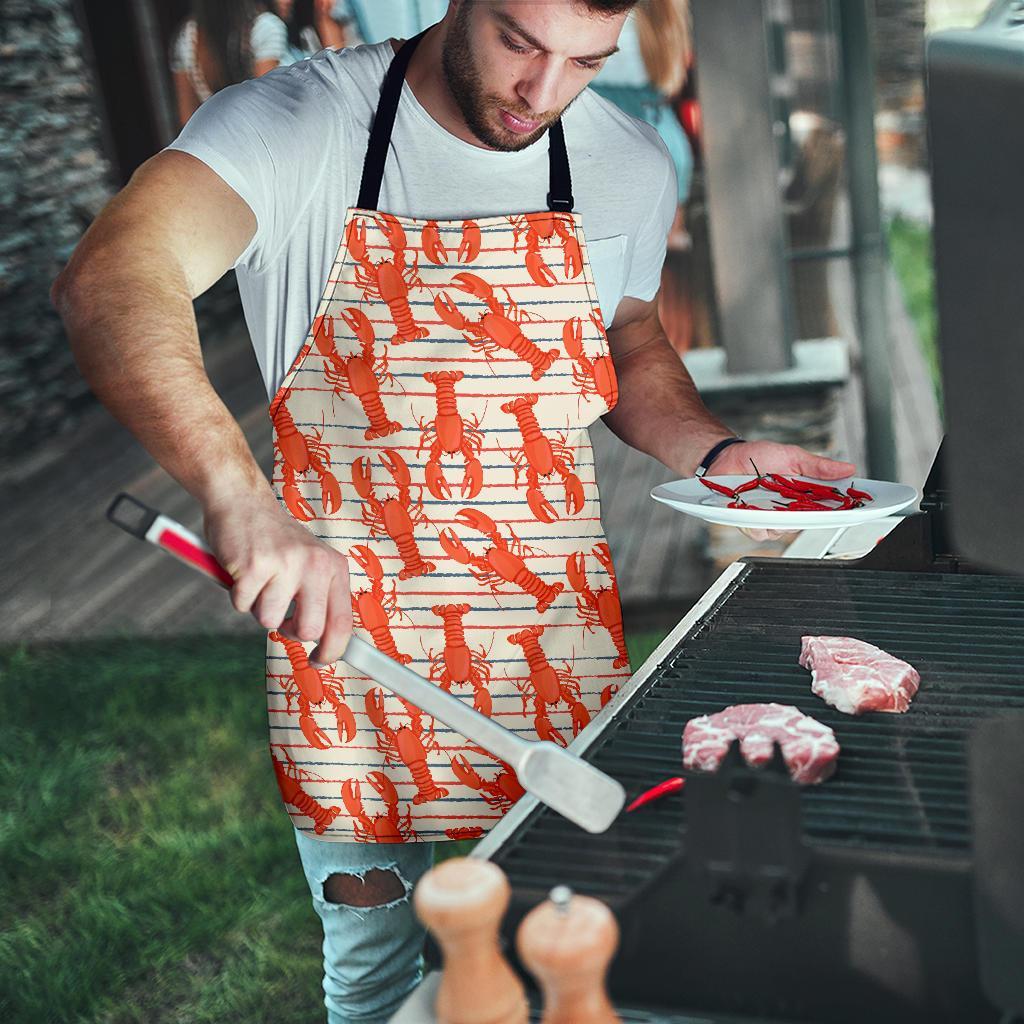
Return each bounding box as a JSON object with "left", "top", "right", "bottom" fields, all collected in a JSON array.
[{"left": 322, "top": 868, "right": 406, "bottom": 908}]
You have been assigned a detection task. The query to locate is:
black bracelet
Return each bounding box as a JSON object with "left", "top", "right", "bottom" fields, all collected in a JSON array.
[{"left": 694, "top": 437, "right": 745, "bottom": 478}]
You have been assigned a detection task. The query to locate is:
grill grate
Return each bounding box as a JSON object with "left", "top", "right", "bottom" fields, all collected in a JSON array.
[{"left": 491, "top": 563, "right": 1024, "bottom": 897}]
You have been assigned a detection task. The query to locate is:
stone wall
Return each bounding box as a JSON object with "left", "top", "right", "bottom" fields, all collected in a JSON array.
[
  {"left": 0, "top": 0, "right": 243, "bottom": 466},
  {"left": 0, "top": 0, "right": 115, "bottom": 463}
]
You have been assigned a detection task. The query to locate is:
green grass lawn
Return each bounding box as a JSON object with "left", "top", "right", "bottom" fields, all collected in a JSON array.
[
  {"left": 0, "top": 630, "right": 666, "bottom": 1023},
  {"left": 887, "top": 216, "right": 942, "bottom": 413}
]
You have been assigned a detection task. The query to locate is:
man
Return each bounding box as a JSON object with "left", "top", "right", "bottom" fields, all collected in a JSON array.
[{"left": 53, "top": 2, "right": 855, "bottom": 1019}]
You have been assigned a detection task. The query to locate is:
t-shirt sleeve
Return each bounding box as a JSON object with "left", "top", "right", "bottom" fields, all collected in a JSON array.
[
  {"left": 165, "top": 65, "right": 339, "bottom": 273},
  {"left": 622, "top": 135, "right": 678, "bottom": 302},
  {"left": 251, "top": 11, "right": 289, "bottom": 63}
]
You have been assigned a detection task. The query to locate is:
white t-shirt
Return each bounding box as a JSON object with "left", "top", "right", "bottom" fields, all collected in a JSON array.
[{"left": 167, "top": 40, "right": 677, "bottom": 399}]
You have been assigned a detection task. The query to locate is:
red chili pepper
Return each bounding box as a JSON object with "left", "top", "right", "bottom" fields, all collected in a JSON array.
[
  {"left": 782, "top": 498, "right": 833, "bottom": 511},
  {"left": 763, "top": 480, "right": 817, "bottom": 501},
  {"left": 774, "top": 474, "right": 844, "bottom": 499},
  {"left": 735, "top": 478, "right": 762, "bottom": 494},
  {"left": 847, "top": 485, "right": 872, "bottom": 502},
  {"left": 699, "top": 478, "right": 737, "bottom": 498},
  {"left": 625, "top": 777, "right": 686, "bottom": 812}
]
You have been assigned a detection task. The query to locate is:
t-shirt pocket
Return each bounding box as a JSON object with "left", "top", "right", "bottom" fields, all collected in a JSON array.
[{"left": 585, "top": 234, "right": 628, "bottom": 327}]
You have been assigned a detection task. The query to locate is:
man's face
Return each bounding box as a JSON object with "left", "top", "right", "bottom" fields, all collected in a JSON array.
[{"left": 441, "top": 1, "right": 627, "bottom": 151}]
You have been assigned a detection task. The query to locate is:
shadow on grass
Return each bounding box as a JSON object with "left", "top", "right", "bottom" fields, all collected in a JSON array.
[{"left": 0, "top": 630, "right": 667, "bottom": 1022}]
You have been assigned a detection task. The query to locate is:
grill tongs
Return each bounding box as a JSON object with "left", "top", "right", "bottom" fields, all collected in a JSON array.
[{"left": 107, "top": 493, "right": 626, "bottom": 835}]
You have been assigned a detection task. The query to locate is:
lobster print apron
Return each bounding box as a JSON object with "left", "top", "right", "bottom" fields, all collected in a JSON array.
[{"left": 268, "top": 31, "right": 632, "bottom": 843}]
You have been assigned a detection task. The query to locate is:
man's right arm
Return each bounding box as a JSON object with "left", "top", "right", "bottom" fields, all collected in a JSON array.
[{"left": 51, "top": 150, "right": 352, "bottom": 662}]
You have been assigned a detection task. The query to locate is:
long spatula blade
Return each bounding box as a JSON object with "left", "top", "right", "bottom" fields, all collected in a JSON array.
[{"left": 342, "top": 634, "right": 625, "bottom": 834}]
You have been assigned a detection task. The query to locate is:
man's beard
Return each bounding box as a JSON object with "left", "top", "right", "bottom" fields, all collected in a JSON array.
[{"left": 441, "top": 6, "right": 560, "bottom": 151}]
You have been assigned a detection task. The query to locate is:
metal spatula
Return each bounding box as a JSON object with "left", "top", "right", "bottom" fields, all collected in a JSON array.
[{"left": 106, "top": 493, "right": 626, "bottom": 834}]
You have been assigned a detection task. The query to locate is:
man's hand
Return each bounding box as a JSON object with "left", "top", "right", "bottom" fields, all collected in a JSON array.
[
  {"left": 710, "top": 439, "right": 855, "bottom": 481},
  {"left": 203, "top": 492, "right": 353, "bottom": 666},
  {"left": 709, "top": 440, "right": 857, "bottom": 542}
]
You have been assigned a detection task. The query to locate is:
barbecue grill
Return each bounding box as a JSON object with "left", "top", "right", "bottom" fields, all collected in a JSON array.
[{"left": 472, "top": 447, "right": 1024, "bottom": 1022}]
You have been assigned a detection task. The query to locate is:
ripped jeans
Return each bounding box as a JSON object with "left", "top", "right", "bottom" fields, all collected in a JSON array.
[{"left": 294, "top": 829, "right": 436, "bottom": 1024}]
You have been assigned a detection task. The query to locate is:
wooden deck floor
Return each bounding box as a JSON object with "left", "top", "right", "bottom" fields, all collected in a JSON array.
[{"left": 1, "top": 238, "right": 939, "bottom": 644}]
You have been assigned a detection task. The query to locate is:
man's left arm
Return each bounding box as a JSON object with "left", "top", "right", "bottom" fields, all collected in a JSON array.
[{"left": 602, "top": 293, "right": 856, "bottom": 482}]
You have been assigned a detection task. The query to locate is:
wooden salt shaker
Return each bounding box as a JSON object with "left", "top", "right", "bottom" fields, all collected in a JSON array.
[
  {"left": 413, "top": 857, "right": 528, "bottom": 1024},
  {"left": 516, "top": 885, "right": 621, "bottom": 1024}
]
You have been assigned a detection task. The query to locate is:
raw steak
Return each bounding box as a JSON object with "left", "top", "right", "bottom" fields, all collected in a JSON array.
[
  {"left": 799, "top": 636, "right": 920, "bottom": 715},
  {"left": 682, "top": 703, "right": 839, "bottom": 785}
]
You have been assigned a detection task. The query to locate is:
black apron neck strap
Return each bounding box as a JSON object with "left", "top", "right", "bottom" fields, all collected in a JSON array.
[
  {"left": 546, "top": 118, "right": 574, "bottom": 213},
  {"left": 357, "top": 30, "right": 428, "bottom": 211},
  {"left": 357, "top": 30, "right": 575, "bottom": 215}
]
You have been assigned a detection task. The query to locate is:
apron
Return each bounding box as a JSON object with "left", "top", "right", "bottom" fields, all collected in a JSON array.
[{"left": 267, "top": 31, "right": 632, "bottom": 843}]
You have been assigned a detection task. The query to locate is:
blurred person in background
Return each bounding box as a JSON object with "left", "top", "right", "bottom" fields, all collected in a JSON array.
[
  {"left": 333, "top": 0, "right": 449, "bottom": 43},
  {"left": 171, "top": 0, "right": 289, "bottom": 128},
  {"left": 275, "top": 0, "right": 352, "bottom": 63},
  {"left": 592, "top": 0, "right": 693, "bottom": 234}
]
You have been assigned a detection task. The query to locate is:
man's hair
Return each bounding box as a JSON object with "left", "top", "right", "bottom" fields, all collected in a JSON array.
[{"left": 577, "top": 0, "right": 640, "bottom": 14}]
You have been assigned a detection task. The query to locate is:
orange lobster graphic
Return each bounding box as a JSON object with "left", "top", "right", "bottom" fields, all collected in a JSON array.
[
  {"left": 450, "top": 743, "right": 526, "bottom": 814},
  {"left": 417, "top": 371, "right": 484, "bottom": 500},
  {"left": 445, "top": 826, "right": 486, "bottom": 841},
  {"left": 500, "top": 393, "right": 583, "bottom": 523},
  {"left": 434, "top": 272, "right": 559, "bottom": 380},
  {"left": 272, "top": 750, "right": 342, "bottom": 836},
  {"left": 269, "top": 631, "right": 358, "bottom": 749},
  {"left": 352, "top": 449, "right": 436, "bottom": 580},
  {"left": 440, "top": 509, "right": 565, "bottom": 613},
  {"left": 271, "top": 393, "right": 342, "bottom": 522},
  {"left": 342, "top": 772, "right": 417, "bottom": 843},
  {"left": 508, "top": 211, "right": 583, "bottom": 288},
  {"left": 507, "top": 625, "right": 589, "bottom": 746},
  {"left": 425, "top": 603, "right": 495, "bottom": 716},
  {"left": 564, "top": 312, "right": 619, "bottom": 410},
  {"left": 347, "top": 213, "right": 429, "bottom": 344},
  {"left": 566, "top": 543, "right": 630, "bottom": 669},
  {"left": 600, "top": 683, "right": 620, "bottom": 708},
  {"left": 315, "top": 310, "right": 403, "bottom": 440},
  {"left": 365, "top": 687, "right": 450, "bottom": 805},
  {"left": 421, "top": 219, "right": 482, "bottom": 266},
  {"left": 349, "top": 544, "right": 413, "bottom": 665}
]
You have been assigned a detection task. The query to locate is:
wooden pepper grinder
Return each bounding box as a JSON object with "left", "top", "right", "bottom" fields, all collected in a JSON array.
[
  {"left": 516, "top": 885, "right": 621, "bottom": 1024},
  {"left": 413, "top": 857, "right": 528, "bottom": 1024}
]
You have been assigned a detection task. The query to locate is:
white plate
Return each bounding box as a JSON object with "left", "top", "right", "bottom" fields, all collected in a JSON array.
[{"left": 650, "top": 476, "right": 920, "bottom": 530}]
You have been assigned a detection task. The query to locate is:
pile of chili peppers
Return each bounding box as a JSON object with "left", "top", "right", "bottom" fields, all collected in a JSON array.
[{"left": 700, "top": 466, "right": 872, "bottom": 512}]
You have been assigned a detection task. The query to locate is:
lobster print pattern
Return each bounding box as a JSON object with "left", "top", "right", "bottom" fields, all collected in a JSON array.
[{"left": 266, "top": 207, "right": 631, "bottom": 842}]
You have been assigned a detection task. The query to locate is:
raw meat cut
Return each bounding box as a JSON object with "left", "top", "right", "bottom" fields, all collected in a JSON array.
[
  {"left": 682, "top": 703, "right": 839, "bottom": 785},
  {"left": 799, "top": 636, "right": 920, "bottom": 715}
]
